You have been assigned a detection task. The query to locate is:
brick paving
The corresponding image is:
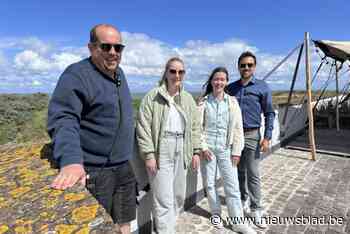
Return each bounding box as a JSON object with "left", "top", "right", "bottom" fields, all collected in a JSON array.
[{"left": 175, "top": 148, "right": 350, "bottom": 234}]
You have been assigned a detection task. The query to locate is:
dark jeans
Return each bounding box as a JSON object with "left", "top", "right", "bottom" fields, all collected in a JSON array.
[
  {"left": 238, "top": 130, "right": 262, "bottom": 211},
  {"left": 85, "top": 161, "right": 136, "bottom": 224}
]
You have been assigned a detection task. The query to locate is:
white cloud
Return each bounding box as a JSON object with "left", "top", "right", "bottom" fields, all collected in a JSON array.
[
  {"left": 0, "top": 37, "right": 52, "bottom": 55},
  {"left": 13, "top": 50, "right": 82, "bottom": 76},
  {"left": 32, "top": 80, "right": 42, "bottom": 86},
  {"left": 0, "top": 33, "right": 343, "bottom": 93},
  {"left": 121, "top": 32, "right": 175, "bottom": 76},
  {"left": 51, "top": 52, "right": 83, "bottom": 70},
  {"left": 14, "top": 50, "right": 51, "bottom": 72}
]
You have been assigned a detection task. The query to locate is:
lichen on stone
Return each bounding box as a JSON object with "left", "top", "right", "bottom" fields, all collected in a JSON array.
[
  {"left": 9, "top": 186, "right": 31, "bottom": 198},
  {"left": 54, "top": 224, "right": 78, "bottom": 234},
  {"left": 0, "top": 225, "right": 9, "bottom": 234},
  {"left": 64, "top": 193, "right": 86, "bottom": 202},
  {"left": 71, "top": 204, "right": 99, "bottom": 224}
]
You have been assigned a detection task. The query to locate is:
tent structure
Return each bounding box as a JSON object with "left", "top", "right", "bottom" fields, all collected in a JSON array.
[
  {"left": 313, "top": 40, "right": 350, "bottom": 132},
  {"left": 263, "top": 34, "right": 350, "bottom": 160},
  {"left": 314, "top": 40, "right": 350, "bottom": 62}
]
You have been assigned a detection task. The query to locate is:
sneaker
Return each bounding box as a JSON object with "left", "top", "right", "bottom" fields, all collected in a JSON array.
[
  {"left": 231, "top": 223, "right": 256, "bottom": 234},
  {"left": 241, "top": 199, "right": 250, "bottom": 215},
  {"left": 252, "top": 210, "right": 267, "bottom": 229}
]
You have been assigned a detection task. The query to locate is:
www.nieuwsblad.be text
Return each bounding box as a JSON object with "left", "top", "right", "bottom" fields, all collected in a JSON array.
[{"left": 210, "top": 214, "right": 344, "bottom": 226}]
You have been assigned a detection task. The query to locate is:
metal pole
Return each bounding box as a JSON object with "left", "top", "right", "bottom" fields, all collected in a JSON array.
[
  {"left": 335, "top": 63, "right": 340, "bottom": 131},
  {"left": 305, "top": 32, "right": 317, "bottom": 161},
  {"left": 282, "top": 43, "right": 304, "bottom": 125}
]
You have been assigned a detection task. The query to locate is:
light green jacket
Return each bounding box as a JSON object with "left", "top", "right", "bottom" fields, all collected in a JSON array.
[{"left": 136, "top": 84, "right": 201, "bottom": 168}]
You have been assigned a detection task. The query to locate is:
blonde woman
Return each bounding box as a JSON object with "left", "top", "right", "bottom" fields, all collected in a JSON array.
[
  {"left": 199, "top": 67, "right": 256, "bottom": 234},
  {"left": 136, "top": 57, "right": 201, "bottom": 234}
]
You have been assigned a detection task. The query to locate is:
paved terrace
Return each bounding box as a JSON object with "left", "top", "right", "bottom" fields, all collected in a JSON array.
[
  {"left": 1, "top": 129, "right": 349, "bottom": 233},
  {"left": 176, "top": 145, "right": 350, "bottom": 233}
]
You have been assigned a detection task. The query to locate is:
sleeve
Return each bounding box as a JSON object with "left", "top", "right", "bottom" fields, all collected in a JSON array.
[
  {"left": 198, "top": 101, "right": 209, "bottom": 151},
  {"left": 190, "top": 97, "right": 202, "bottom": 155},
  {"left": 261, "top": 84, "right": 275, "bottom": 140},
  {"left": 231, "top": 97, "right": 245, "bottom": 156},
  {"left": 47, "top": 69, "right": 86, "bottom": 168},
  {"left": 136, "top": 93, "right": 155, "bottom": 161}
]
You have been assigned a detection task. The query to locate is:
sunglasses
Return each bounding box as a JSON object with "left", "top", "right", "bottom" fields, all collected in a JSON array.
[
  {"left": 169, "top": 69, "right": 186, "bottom": 76},
  {"left": 240, "top": 63, "right": 255, "bottom": 69},
  {"left": 97, "top": 43, "right": 125, "bottom": 53}
]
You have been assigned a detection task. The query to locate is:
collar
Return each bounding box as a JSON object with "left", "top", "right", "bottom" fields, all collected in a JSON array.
[
  {"left": 158, "top": 83, "right": 183, "bottom": 104},
  {"left": 240, "top": 76, "right": 256, "bottom": 86},
  {"left": 89, "top": 57, "right": 119, "bottom": 81},
  {"left": 208, "top": 92, "right": 229, "bottom": 102}
]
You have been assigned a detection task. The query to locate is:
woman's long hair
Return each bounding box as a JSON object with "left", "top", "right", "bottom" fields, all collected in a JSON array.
[
  {"left": 159, "top": 57, "right": 185, "bottom": 86},
  {"left": 202, "top": 67, "right": 229, "bottom": 97}
]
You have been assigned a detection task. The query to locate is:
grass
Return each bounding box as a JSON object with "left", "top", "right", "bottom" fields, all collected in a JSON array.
[{"left": 0, "top": 90, "right": 340, "bottom": 145}]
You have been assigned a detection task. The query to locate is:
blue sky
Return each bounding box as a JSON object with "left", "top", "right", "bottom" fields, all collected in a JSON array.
[{"left": 0, "top": 0, "right": 349, "bottom": 93}]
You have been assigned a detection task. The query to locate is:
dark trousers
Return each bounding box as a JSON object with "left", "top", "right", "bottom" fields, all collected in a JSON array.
[{"left": 85, "top": 161, "right": 136, "bottom": 224}]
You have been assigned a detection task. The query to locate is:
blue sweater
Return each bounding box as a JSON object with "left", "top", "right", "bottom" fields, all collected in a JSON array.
[{"left": 48, "top": 58, "right": 134, "bottom": 168}]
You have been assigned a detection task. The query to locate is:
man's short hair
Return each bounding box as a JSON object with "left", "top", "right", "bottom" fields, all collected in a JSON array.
[
  {"left": 89, "top": 24, "right": 116, "bottom": 43},
  {"left": 238, "top": 51, "right": 257, "bottom": 66}
]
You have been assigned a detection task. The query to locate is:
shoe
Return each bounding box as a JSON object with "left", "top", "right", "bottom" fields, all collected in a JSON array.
[
  {"left": 231, "top": 223, "right": 256, "bottom": 234},
  {"left": 252, "top": 210, "right": 267, "bottom": 229},
  {"left": 241, "top": 199, "right": 250, "bottom": 215}
]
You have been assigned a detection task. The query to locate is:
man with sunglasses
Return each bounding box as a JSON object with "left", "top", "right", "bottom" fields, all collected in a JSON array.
[
  {"left": 48, "top": 24, "right": 136, "bottom": 234},
  {"left": 226, "top": 51, "right": 275, "bottom": 229}
]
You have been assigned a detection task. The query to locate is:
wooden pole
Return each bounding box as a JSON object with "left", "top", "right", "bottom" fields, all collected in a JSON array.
[
  {"left": 304, "top": 32, "right": 317, "bottom": 161},
  {"left": 335, "top": 62, "right": 340, "bottom": 132}
]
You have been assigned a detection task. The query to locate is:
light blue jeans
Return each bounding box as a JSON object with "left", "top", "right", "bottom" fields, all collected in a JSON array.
[
  {"left": 148, "top": 133, "right": 186, "bottom": 234},
  {"left": 201, "top": 145, "right": 244, "bottom": 219}
]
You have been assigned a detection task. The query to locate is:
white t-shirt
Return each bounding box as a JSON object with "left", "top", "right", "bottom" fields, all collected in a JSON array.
[{"left": 165, "top": 96, "right": 185, "bottom": 133}]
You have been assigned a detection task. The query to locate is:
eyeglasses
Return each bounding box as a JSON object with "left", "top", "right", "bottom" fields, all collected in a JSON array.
[
  {"left": 97, "top": 43, "right": 125, "bottom": 53},
  {"left": 240, "top": 63, "right": 255, "bottom": 69},
  {"left": 169, "top": 69, "right": 186, "bottom": 76}
]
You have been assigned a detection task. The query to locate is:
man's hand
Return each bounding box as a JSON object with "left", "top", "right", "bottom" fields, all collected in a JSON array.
[
  {"left": 260, "top": 138, "right": 271, "bottom": 153},
  {"left": 191, "top": 154, "right": 200, "bottom": 171},
  {"left": 145, "top": 159, "right": 158, "bottom": 176},
  {"left": 51, "top": 164, "right": 86, "bottom": 190},
  {"left": 231, "top": 155, "right": 240, "bottom": 166},
  {"left": 202, "top": 149, "right": 213, "bottom": 161}
]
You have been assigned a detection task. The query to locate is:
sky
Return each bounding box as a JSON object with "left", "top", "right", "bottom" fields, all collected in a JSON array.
[{"left": 0, "top": 0, "right": 349, "bottom": 93}]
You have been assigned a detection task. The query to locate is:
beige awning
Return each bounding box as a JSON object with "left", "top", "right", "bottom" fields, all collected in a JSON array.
[{"left": 314, "top": 40, "right": 350, "bottom": 62}]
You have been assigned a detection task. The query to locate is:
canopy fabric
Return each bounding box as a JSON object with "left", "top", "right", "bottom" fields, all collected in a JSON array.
[{"left": 314, "top": 40, "right": 350, "bottom": 62}]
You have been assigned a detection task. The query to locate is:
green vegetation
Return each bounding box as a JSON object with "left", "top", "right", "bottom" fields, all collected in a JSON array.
[
  {"left": 0, "top": 93, "right": 50, "bottom": 145},
  {"left": 0, "top": 90, "right": 340, "bottom": 145},
  {"left": 272, "top": 90, "right": 338, "bottom": 106},
  {"left": 132, "top": 98, "right": 141, "bottom": 112}
]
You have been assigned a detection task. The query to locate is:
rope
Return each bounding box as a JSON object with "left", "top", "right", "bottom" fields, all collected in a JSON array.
[
  {"left": 263, "top": 43, "right": 303, "bottom": 81},
  {"left": 339, "top": 67, "right": 350, "bottom": 104},
  {"left": 282, "top": 44, "right": 304, "bottom": 126},
  {"left": 284, "top": 59, "right": 329, "bottom": 133},
  {"left": 339, "top": 69, "right": 350, "bottom": 104},
  {"left": 339, "top": 84, "right": 350, "bottom": 104},
  {"left": 313, "top": 61, "right": 336, "bottom": 111}
]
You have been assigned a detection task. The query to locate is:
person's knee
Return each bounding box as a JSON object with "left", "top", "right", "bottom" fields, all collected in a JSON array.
[
  {"left": 247, "top": 169, "right": 260, "bottom": 181},
  {"left": 225, "top": 189, "right": 241, "bottom": 199}
]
